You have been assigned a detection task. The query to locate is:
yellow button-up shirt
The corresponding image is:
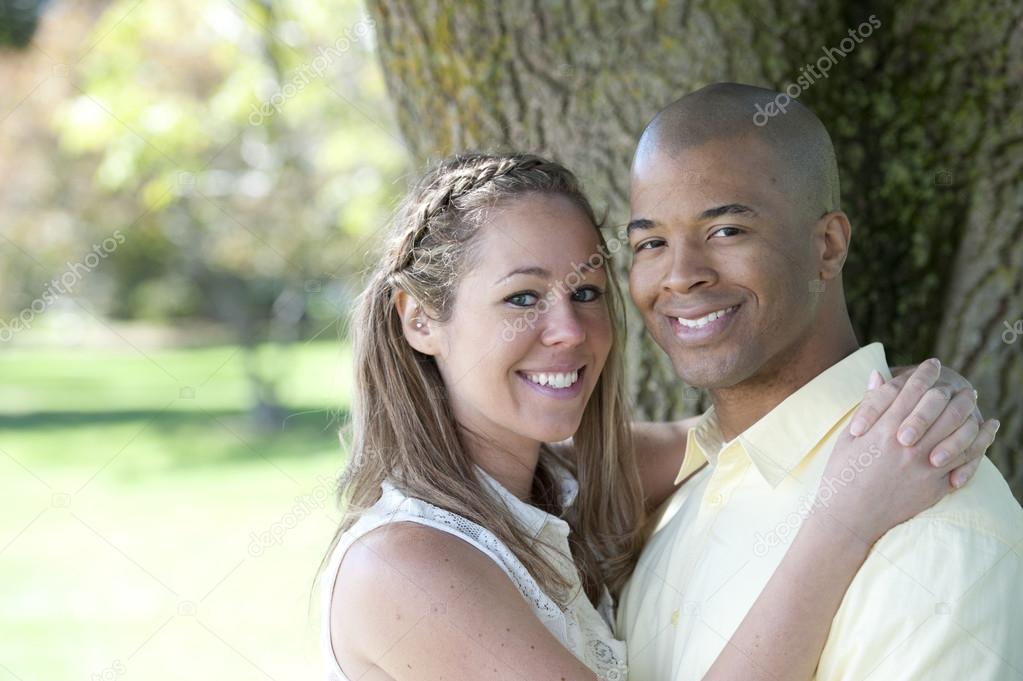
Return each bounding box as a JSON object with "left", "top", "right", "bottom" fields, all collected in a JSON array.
[{"left": 618, "top": 343, "right": 1023, "bottom": 680}]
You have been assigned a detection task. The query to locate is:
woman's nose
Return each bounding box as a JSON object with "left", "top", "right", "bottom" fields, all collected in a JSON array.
[{"left": 540, "top": 299, "right": 587, "bottom": 347}]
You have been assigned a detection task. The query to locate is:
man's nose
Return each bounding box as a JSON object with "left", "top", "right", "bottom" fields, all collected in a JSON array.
[{"left": 663, "top": 241, "right": 717, "bottom": 293}]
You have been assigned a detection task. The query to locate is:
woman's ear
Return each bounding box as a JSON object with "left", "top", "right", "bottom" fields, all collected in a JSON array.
[{"left": 394, "top": 289, "right": 439, "bottom": 356}]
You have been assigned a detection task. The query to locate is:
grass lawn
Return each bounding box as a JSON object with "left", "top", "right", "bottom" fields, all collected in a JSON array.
[{"left": 0, "top": 340, "right": 353, "bottom": 681}]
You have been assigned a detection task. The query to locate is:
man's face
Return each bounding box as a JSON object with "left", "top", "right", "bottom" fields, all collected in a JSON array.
[{"left": 627, "top": 136, "right": 822, "bottom": 389}]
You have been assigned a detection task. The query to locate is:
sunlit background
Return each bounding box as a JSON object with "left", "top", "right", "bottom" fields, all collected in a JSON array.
[{"left": 1, "top": 1, "right": 406, "bottom": 678}]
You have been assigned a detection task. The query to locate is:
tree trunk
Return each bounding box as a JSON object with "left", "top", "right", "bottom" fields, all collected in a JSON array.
[{"left": 367, "top": 0, "right": 1023, "bottom": 502}]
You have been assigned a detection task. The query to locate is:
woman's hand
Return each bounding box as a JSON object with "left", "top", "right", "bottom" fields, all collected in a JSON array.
[
  {"left": 851, "top": 361, "right": 985, "bottom": 479},
  {"left": 819, "top": 359, "right": 999, "bottom": 545}
]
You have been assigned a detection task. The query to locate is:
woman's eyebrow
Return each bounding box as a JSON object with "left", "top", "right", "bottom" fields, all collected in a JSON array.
[{"left": 493, "top": 266, "right": 551, "bottom": 285}]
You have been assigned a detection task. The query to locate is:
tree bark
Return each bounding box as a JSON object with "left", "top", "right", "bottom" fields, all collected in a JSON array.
[{"left": 367, "top": 0, "right": 1023, "bottom": 501}]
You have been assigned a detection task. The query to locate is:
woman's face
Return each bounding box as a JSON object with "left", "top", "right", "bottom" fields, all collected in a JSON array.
[{"left": 431, "top": 193, "right": 613, "bottom": 453}]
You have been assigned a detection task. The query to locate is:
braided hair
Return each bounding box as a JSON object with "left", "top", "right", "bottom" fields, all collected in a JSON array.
[{"left": 387, "top": 153, "right": 598, "bottom": 319}]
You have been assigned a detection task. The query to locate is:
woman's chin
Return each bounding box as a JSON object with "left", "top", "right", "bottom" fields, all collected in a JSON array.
[{"left": 522, "top": 419, "right": 582, "bottom": 446}]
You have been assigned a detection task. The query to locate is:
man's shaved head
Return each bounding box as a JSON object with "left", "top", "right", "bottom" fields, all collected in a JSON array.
[
  {"left": 627, "top": 81, "right": 858, "bottom": 402},
  {"left": 634, "top": 82, "right": 841, "bottom": 220}
]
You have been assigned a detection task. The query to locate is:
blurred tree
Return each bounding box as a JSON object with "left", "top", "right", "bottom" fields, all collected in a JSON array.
[
  {"left": 0, "top": 0, "right": 407, "bottom": 424},
  {"left": 368, "top": 1, "right": 1023, "bottom": 500},
  {"left": 0, "top": 0, "right": 46, "bottom": 48}
]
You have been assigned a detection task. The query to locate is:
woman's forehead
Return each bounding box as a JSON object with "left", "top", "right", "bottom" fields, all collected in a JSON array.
[{"left": 476, "top": 196, "right": 604, "bottom": 266}]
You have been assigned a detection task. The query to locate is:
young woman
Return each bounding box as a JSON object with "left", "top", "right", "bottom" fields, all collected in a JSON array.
[{"left": 318, "top": 153, "right": 996, "bottom": 681}]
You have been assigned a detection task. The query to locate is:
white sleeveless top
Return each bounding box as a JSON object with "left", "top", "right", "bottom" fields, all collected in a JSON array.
[{"left": 320, "top": 461, "right": 629, "bottom": 681}]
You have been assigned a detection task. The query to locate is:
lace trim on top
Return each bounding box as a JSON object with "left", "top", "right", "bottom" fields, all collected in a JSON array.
[{"left": 321, "top": 460, "right": 628, "bottom": 681}]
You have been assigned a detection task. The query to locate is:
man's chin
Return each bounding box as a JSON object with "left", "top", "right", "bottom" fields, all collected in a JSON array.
[
  {"left": 670, "top": 351, "right": 749, "bottom": 391},
  {"left": 645, "top": 323, "right": 753, "bottom": 388}
]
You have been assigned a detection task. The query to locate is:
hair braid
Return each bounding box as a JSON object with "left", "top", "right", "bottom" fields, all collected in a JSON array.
[{"left": 391, "top": 154, "right": 555, "bottom": 279}]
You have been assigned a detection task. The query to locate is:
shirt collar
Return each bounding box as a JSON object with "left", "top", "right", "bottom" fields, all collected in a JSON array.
[
  {"left": 474, "top": 458, "right": 577, "bottom": 538},
  {"left": 674, "top": 343, "right": 892, "bottom": 488}
]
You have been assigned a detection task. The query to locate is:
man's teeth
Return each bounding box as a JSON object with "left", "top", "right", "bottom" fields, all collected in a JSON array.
[
  {"left": 524, "top": 370, "right": 580, "bottom": 389},
  {"left": 677, "top": 305, "right": 738, "bottom": 329}
]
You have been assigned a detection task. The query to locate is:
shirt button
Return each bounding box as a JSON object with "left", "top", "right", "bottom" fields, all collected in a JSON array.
[{"left": 709, "top": 493, "right": 724, "bottom": 506}]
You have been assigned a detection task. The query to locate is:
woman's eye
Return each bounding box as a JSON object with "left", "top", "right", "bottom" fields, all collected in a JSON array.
[
  {"left": 571, "top": 286, "right": 604, "bottom": 303},
  {"left": 634, "top": 238, "right": 666, "bottom": 252},
  {"left": 505, "top": 292, "right": 539, "bottom": 307},
  {"left": 711, "top": 226, "right": 744, "bottom": 238}
]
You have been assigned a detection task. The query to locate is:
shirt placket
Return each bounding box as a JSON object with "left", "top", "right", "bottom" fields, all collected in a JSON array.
[
  {"left": 669, "top": 445, "right": 750, "bottom": 665},
  {"left": 703, "top": 445, "right": 748, "bottom": 511}
]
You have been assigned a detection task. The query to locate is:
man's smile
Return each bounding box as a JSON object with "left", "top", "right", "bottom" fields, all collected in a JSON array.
[{"left": 664, "top": 303, "right": 742, "bottom": 344}]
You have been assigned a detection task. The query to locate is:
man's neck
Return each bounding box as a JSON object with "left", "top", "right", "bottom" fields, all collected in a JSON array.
[{"left": 710, "top": 331, "right": 860, "bottom": 442}]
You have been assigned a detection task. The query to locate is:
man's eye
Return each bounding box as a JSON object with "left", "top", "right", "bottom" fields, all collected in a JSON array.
[
  {"left": 571, "top": 286, "right": 604, "bottom": 303},
  {"left": 711, "top": 226, "right": 744, "bottom": 238},
  {"left": 506, "top": 292, "right": 539, "bottom": 307},
  {"left": 634, "top": 238, "right": 666, "bottom": 252}
]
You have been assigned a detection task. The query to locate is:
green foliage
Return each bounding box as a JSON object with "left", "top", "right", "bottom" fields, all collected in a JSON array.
[{"left": 1, "top": 0, "right": 407, "bottom": 339}]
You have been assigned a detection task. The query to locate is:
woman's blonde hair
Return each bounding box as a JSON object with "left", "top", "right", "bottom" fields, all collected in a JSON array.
[{"left": 319, "top": 152, "right": 646, "bottom": 606}]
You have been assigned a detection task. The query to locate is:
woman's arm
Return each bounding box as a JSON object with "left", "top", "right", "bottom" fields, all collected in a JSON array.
[
  {"left": 333, "top": 521, "right": 602, "bottom": 681},
  {"left": 702, "top": 360, "right": 999, "bottom": 681},
  {"left": 560, "top": 417, "right": 702, "bottom": 511},
  {"left": 632, "top": 417, "right": 700, "bottom": 510},
  {"left": 631, "top": 361, "right": 986, "bottom": 511}
]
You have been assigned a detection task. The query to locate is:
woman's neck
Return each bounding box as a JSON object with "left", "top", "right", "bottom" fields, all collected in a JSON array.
[{"left": 462, "top": 428, "right": 541, "bottom": 503}]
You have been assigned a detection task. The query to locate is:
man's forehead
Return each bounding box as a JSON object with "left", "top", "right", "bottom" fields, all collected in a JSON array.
[
  {"left": 630, "top": 173, "right": 767, "bottom": 215},
  {"left": 633, "top": 135, "right": 776, "bottom": 180},
  {"left": 631, "top": 144, "right": 788, "bottom": 215}
]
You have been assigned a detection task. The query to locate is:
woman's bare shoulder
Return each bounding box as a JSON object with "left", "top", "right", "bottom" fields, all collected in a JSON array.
[
  {"left": 329, "top": 522, "right": 492, "bottom": 675},
  {"left": 329, "top": 521, "right": 597, "bottom": 680}
]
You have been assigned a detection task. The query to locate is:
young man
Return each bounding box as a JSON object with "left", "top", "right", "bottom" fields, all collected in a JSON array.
[{"left": 617, "top": 83, "right": 1023, "bottom": 680}]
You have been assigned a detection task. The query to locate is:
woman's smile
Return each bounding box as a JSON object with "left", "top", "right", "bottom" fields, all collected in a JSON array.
[{"left": 516, "top": 365, "right": 587, "bottom": 400}]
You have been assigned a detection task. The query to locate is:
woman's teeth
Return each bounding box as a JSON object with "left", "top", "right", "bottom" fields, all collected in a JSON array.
[
  {"left": 677, "top": 305, "right": 738, "bottom": 329},
  {"left": 523, "top": 369, "right": 580, "bottom": 389}
]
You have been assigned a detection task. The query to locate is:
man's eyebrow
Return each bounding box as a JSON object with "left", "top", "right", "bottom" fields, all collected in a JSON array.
[
  {"left": 493, "top": 266, "right": 551, "bottom": 285},
  {"left": 698, "top": 203, "right": 758, "bottom": 220},
  {"left": 626, "top": 218, "right": 656, "bottom": 237},
  {"left": 626, "top": 205, "right": 756, "bottom": 236}
]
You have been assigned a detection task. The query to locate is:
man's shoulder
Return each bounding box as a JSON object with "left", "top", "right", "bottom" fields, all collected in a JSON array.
[
  {"left": 856, "top": 458, "right": 1023, "bottom": 596},
  {"left": 822, "top": 460, "right": 1023, "bottom": 677},
  {"left": 905, "top": 458, "right": 1023, "bottom": 548}
]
